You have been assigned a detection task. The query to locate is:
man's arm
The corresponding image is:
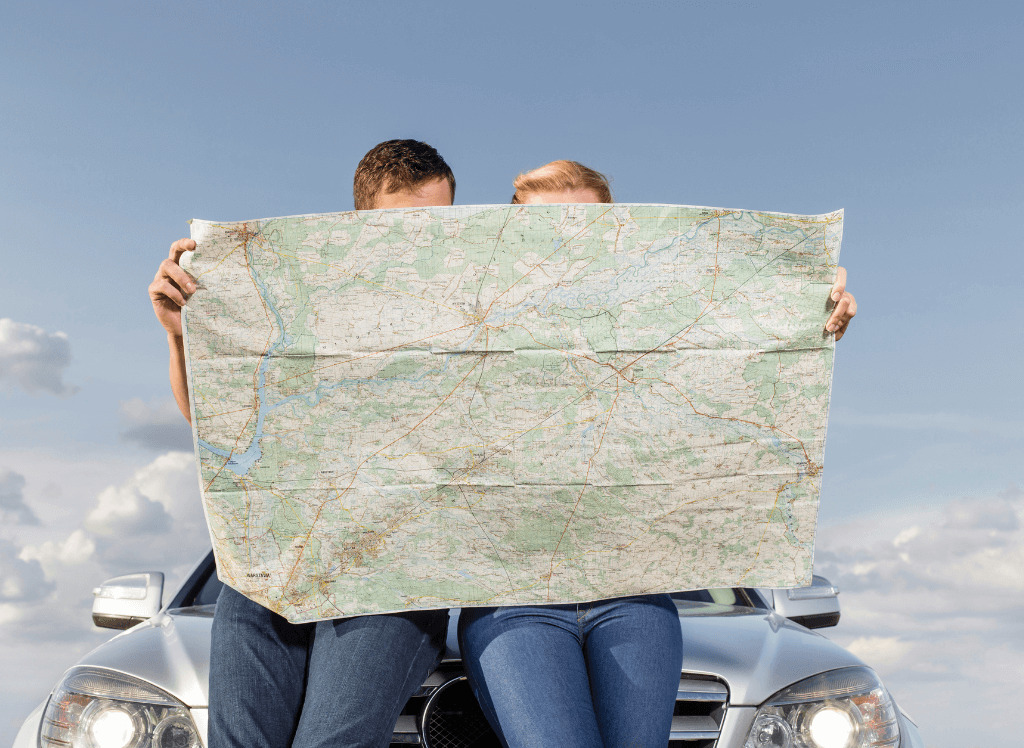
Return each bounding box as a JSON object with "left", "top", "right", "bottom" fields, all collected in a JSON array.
[
  {"left": 148, "top": 238, "right": 197, "bottom": 422},
  {"left": 826, "top": 266, "right": 857, "bottom": 341}
]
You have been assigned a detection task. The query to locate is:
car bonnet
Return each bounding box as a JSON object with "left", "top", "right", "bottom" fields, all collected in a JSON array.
[
  {"left": 69, "top": 611, "right": 213, "bottom": 708},
  {"left": 674, "top": 601, "right": 864, "bottom": 705}
]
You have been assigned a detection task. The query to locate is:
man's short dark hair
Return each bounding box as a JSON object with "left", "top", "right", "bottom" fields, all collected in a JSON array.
[{"left": 353, "top": 139, "right": 456, "bottom": 210}]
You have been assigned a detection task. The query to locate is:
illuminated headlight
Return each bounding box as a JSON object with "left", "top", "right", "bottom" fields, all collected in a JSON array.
[
  {"left": 744, "top": 667, "right": 900, "bottom": 748},
  {"left": 39, "top": 667, "right": 201, "bottom": 748}
]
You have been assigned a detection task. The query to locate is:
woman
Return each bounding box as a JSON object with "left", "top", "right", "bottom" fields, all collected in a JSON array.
[
  {"left": 458, "top": 160, "right": 683, "bottom": 748},
  {"left": 458, "top": 160, "right": 858, "bottom": 747}
]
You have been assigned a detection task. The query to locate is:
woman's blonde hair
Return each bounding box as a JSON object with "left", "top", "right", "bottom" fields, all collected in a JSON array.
[{"left": 511, "top": 160, "right": 613, "bottom": 204}]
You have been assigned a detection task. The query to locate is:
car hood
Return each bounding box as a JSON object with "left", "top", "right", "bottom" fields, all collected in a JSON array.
[
  {"left": 74, "top": 608, "right": 214, "bottom": 708},
  {"left": 72, "top": 602, "right": 862, "bottom": 710},
  {"left": 672, "top": 601, "right": 863, "bottom": 705}
]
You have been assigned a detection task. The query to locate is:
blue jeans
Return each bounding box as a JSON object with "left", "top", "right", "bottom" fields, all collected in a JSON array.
[
  {"left": 209, "top": 585, "right": 448, "bottom": 748},
  {"left": 458, "top": 595, "right": 682, "bottom": 748}
]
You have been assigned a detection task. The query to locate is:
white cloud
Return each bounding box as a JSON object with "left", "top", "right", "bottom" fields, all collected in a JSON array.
[
  {"left": 86, "top": 484, "right": 173, "bottom": 536},
  {"left": 892, "top": 526, "right": 919, "bottom": 546},
  {"left": 0, "top": 468, "right": 39, "bottom": 525},
  {"left": 118, "top": 397, "right": 193, "bottom": 451},
  {"left": 125, "top": 451, "right": 202, "bottom": 518},
  {"left": 0, "top": 318, "right": 76, "bottom": 396},
  {"left": 82, "top": 451, "right": 202, "bottom": 539},
  {"left": 81, "top": 451, "right": 209, "bottom": 570},
  {"left": 817, "top": 485, "right": 1024, "bottom": 743},
  {"left": 845, "top": 635, "right": 914, "bottom": 668},
  {"left": 19, "top": 530, "right": 96, "bottom": 579},
  {"left": 0, "top": 539, "right": 52, "bottom": 603}
]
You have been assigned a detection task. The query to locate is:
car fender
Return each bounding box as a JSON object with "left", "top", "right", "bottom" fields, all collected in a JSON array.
[{"left": 13, "top": 701, "right": 45, "bottom": 748}]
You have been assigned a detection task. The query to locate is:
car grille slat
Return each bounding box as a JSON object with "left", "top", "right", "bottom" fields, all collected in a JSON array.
[
  {"left": 392, "top": 714, "right": 421, "bottom": 743},
  {"left": 677, "top": 677, "right": 729, "bottom": 701},
  {"left": 671, "top": 715, "right": 722, "bottom": 734}
]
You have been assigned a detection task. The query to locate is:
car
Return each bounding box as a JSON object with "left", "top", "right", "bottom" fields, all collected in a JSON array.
[{"left": 14, "top": 551, "right": 924, "bottom": 748}]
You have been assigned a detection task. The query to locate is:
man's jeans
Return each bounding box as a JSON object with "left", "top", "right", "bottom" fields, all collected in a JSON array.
[
  {"left": 458, "top": 595, "right": 682, "bottom": 748},
  {"left": 209, "top": 585, "right": 448, "bottom": 748}
]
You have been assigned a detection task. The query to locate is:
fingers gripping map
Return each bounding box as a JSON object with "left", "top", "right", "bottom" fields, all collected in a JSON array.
[{"left": 183, "top": 204, "right": 842, "bottom": 622}]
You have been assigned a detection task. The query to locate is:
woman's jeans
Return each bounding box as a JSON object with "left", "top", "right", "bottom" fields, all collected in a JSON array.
[{"left": 458, "top": 594, "right": 682, "bottom": 748}]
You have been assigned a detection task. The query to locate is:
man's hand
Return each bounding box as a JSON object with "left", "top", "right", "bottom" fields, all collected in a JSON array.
[
  {"left": 149, "top": 238, "right": 198, "bottom": 422},
  {"left": 826, "top": 266, "right": 857, "bottom": 342},
  {"left": 149, "top": 238, "right": 197, "bottom": 337}
]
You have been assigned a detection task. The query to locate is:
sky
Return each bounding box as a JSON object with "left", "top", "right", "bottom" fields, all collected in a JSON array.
[{"left": 1, "top": 1, "right": 1022, "bottom": 745}]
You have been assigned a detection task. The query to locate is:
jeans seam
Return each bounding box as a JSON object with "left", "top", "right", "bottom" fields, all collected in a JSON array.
[{"left": 576, "top": 602, "right": 590, "bottom": 638}]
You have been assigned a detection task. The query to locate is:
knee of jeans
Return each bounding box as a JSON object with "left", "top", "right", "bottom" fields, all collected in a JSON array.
[{"left": 413, "top": 607, "right": 450, "bottom": 648}]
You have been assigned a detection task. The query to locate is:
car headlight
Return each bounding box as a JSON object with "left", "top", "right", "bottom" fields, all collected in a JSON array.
[
  {"left": 744, "top": 667, "right": 900, "bottom": 748},
  {"left": 39, "top": 667, "right": 201, "bottom": 748}
]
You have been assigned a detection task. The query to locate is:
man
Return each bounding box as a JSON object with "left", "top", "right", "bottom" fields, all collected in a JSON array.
[{"left": 148, "top": 139, "right": 456, "bottom": 748}]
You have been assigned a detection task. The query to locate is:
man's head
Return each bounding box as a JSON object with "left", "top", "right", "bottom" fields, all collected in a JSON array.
[
  {"left": 511, "top": 160, "right": 613, "bottom": 204},
  {"left": 353, "top": 139, "right": 456, "bottom": 210}
]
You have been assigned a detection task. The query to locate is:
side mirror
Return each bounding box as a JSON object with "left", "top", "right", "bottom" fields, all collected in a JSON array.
[
  {"left": 761, "top": 574, "right": 840, "bottom": 629},
  {"left": 92, "top": 572, "right": 164, "bottom": 630}
]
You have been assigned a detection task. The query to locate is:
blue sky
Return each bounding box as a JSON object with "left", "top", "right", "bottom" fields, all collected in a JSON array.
[{"left": 1, "top": 2, "right": 1022, "bottom": 745}]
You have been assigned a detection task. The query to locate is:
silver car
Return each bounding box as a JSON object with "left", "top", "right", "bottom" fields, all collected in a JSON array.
[{"left": 14, "top": 552, "right": 924, "bottom": 747}]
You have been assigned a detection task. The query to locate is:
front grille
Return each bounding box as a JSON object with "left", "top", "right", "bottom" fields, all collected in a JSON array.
[
  {"left": 389, "top": 669, "right": 728, "bottom": 747},
  {"left": 422, "top": 676, "right": 501, "bottom": 748},
  {"left": 668, "top": 676, "right": 729, "bottom": 747}
]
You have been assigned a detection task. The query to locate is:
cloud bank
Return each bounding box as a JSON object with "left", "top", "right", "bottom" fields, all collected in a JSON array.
[
  {"left": 0, "top": 318, "right": 76, "bottom": 396},
  {"left": 0, "top": 469, "right": 39, "bottom": 525},
  {"left": 0, "top": 540, "right": 52, "bottom": 603},
  {"left": 3, "top": 451, "right": 207, "bottom": 643},
  {"left": 118, "top": 398, "right": 194, "bottom": 451}
]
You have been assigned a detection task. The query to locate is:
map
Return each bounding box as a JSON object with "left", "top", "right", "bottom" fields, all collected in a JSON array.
[{"left": 182, "top": 204, "right": 842, "bottom": 623}]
